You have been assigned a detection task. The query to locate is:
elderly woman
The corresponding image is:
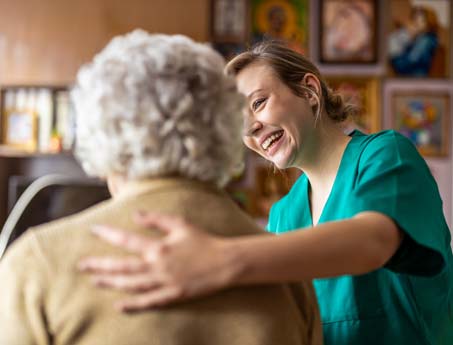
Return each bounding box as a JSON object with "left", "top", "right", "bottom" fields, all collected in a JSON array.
[{"left": 0, "top": 30, "right": 322, "bottom": 345}]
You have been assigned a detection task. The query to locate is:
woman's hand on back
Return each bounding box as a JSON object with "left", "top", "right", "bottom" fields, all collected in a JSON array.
[{"left": 78, "top": 212, "right": 239, "bottom": 312}]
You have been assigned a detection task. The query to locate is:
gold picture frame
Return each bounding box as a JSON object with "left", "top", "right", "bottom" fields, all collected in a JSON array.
[{"left": 2, "top": 109, "right": 38, "bottom": 151}]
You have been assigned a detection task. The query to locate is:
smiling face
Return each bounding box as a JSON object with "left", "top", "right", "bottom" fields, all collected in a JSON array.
[{"left": 236, "top": 62, "right": 317, "bottom": 169}]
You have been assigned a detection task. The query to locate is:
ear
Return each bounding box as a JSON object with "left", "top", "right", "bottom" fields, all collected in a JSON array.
[{"left": 301, "top": 73, "right": 321, "bottom": 106}]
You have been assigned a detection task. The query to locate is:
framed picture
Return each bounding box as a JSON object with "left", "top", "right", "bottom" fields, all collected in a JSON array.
[
  {"left": 387, "top": 0, "right": 451, "bottom": 78},
  {"left": 251, "top": 0, "right": 309, "bottom": 55},
  {"left": 384, "top": 81, "right": 451, "bottom": 157},
  {"left": 2, "top": 110, "right": 38, "bottom": 150},
  {"left": 320, "top": 0, "right": 378, "bottom": 64},
  {"left": 1, "top": 86, "right": 72, "bottom": 153},
  {"left": 326, "top": 77, "right": 380, "bottom": 134},
  {"left": 211, "top": 0, "right": 249, "bottom": 43}
]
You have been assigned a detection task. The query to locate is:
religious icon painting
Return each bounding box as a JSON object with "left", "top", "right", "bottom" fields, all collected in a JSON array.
[
  {"left": 320, "top": 0, "right": 378, "bottom": 64},
  {"left": 387, "top": 0, "right": 450, "bottom": 77},
  {"left": 251, "top": 0, "right": 309, "bottom": 55}
]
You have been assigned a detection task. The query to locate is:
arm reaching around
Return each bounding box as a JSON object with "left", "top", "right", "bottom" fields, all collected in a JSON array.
[
  {"left": 233, "top": 211, "right": 403, "bottom": 284},
  {"left": 79, "top": 211, "right": 403, "bottom": 311}
]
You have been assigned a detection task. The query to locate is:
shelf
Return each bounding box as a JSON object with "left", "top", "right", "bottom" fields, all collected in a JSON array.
[{"left": 0, "top": 145, "right": 73, "bottom": 158}]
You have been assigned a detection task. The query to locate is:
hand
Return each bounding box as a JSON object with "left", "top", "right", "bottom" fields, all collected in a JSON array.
[{"left": 78, "top": 212, "right": 238, "bottom": 312}]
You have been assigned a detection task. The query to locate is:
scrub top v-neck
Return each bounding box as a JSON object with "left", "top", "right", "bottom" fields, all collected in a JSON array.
[
  {"left": 304, "top": 137, "right": 351, "bottom": 227},
  {"left": 267, "top": 130, "right": 453, "bottom": 345}
]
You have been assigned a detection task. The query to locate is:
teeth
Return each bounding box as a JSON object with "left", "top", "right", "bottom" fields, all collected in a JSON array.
[{"left": 262, "top": 131, "right": 283, "bottom": 150}]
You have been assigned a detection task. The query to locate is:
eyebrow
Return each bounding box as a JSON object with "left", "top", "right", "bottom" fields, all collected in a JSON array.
[{"left": 246, "top": 89, "right": 264, "bottom": 99}]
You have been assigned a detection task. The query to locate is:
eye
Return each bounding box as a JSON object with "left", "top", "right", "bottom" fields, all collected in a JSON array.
[{"left": 252, "top": 98, "right": 266, "bottom": 111}]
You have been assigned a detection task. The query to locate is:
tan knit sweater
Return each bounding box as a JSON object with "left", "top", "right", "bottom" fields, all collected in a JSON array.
[{"left": 0, "top": 178, "right": 322, "bottom": 345}]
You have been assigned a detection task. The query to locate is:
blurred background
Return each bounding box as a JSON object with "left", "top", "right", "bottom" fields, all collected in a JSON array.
[{"left": 0, "top": 0, "right": 451, "bottom": 234}]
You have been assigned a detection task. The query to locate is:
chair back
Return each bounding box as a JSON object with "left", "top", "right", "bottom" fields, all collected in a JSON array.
[{"left": 0, "top": 174, "right": 110, "bottom": 259}]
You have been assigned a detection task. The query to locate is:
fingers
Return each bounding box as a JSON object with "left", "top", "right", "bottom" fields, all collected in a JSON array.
[
  {"left": 92, "top": 273, "right": 160, "bottom": 293},
  {"left": 91, "top": 225, "right": 154, "bottom": 253},
  {"left": 115, "top": 286, "right": 185, "bottom": 312},
  {"left": 133, "top": 211, "right": 190, "bottom": 234},
  {"left": 78, "top": 256, "right": 148, "bottom": 274}
]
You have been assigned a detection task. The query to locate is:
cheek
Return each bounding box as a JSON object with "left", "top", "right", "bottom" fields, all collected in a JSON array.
[{"left": 243, "top": 137, "right": 258, "bottom": 151}]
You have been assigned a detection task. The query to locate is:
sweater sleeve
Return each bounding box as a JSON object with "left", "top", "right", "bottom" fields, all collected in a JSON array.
[{"left": 0, "top": 231, "right": 51, "bottom": 345}]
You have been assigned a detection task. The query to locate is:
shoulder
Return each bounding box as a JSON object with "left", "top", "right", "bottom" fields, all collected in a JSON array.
[
  {"left": 1, "top": 201, "right": 97, "bottom": 282},
  {"left": 8, "top": 198, "right": 116, "bottom": 273},
  {"left": 0, "top": 230, "right": 40, "bottom": 269},
  {"left": 0, "top": 229, "right": 49, "bottom": 290},
  {"left": 353, "top": 130, "right": 434, "bottom": 187},
  {"left": 355, "top": 130, "right": 425, "bottom": 165},
  {"left": 351, "top": 130, "right": 439, "bottom": 201},
  {"left": 355, "top": 129, "right": 412, "bottom": 147},
  {"left": 30, "top": 197, "right": 114, "bottom": 242}
]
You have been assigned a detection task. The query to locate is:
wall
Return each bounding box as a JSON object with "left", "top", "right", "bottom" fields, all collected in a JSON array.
[{"left": 0, "top": 0, "right": 209, "bottom": 85}]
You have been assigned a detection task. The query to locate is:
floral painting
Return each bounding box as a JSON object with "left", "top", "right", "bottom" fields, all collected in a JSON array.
[{"left": 392, "top": 92, "right": 450, "bottom": 156}]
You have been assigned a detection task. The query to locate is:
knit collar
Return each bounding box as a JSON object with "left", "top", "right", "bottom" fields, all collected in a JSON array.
[{"left": 115, "top": 177, "right": 221, "bottom": 201}]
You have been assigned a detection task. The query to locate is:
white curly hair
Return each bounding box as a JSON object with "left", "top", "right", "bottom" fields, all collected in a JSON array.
[{"left": 72, "top": 30, "right": 245, "bottom": 187}]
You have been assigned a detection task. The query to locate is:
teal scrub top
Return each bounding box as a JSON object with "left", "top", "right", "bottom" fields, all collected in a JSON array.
[{"left": 267, "top": 130, "right": 453, "bottom": 345}]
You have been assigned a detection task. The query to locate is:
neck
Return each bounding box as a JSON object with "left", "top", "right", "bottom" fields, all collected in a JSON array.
[
  {"left": 295, "top": 121, "right": 351, "bottom": 188},
  {"left": 108, "top": 175, "right": 206, "bottom": 199},
  {"left": 107, "top": 174, "right": 127, "bottom": 198}
]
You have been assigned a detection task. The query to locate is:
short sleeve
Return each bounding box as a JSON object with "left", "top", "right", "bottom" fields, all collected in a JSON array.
[
  {"left": 350, "top": 131, "right": 450, "bottom": 276},
  {"left": 0, "top": 231, "right": 51, "bottom": 345}
]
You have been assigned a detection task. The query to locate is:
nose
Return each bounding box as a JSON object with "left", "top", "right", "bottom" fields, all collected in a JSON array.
[{"left": 243, "top": 115, "right": 263, "bottom": 137}]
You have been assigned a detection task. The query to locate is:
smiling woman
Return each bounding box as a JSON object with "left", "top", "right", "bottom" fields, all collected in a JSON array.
[
  {"left": 79, "top": 41, "right": 453, "bottom": 345},
  {"left": 235, "top": 62, "right": 320, "bottom": 170}
]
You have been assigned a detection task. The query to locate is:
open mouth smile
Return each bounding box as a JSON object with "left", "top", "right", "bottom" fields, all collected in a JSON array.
[{"left": 261, "top": 130, "right": 284, "bottom": 151}]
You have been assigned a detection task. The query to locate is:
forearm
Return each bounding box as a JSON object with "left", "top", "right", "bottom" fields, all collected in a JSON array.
[{"left": 228, "top": 212, "right": 403, "bottom": 285}]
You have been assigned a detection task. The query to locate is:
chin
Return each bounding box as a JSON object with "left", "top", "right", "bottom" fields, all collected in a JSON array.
[
  {"left": 272, "top": 158, "right": 290, "bottom": 170},
  {"left": 273, "top": 152, "right": 295, "bottom": 170}
]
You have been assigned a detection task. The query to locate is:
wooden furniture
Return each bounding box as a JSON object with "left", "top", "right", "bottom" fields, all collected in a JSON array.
[
  {"left": 0, "top": 174, "right": 110, "bottom": 258},
  {"left": 0, "top": 150, "right": 86, "bottom": 227}
]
